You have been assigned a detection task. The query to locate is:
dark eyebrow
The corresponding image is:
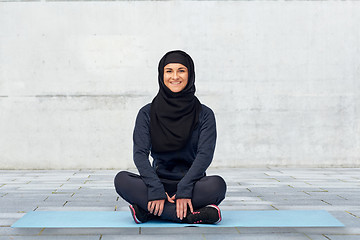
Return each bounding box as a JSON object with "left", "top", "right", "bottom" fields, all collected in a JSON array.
[{"left": 164, "top": 67, "right": 187, "bottom": 70}]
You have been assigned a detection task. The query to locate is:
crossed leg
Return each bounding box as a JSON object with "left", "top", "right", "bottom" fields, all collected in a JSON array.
[{"left": 114, "top": 171, "right": 226, "bottom": 222}]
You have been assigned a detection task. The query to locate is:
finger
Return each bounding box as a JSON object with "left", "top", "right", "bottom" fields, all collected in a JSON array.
[
  {"left": 176, "top": 200, "right": 180, "bottom": 219},
  {"left": 153, "top": 202, "right": 159, "bottom": 216},
  {"left": 166, "top": 193, "right": 174, "bottom": 203},
  {"left": 183, "top": 201, "right": 187, "bottom": 219},
  {"left": 148, "top": 202, "right": 152, "bottom": 214},
  {"left": 159, "top": 201, "right": 164, "bottom": 216},
  {"left": 179, "top": 201, "right": 184, "bottom": 220},
  {"left": 169, "top": 194, "right": 175, "bottom": 203},
  {"left": 149, "top": 201, "right": 154, "bottom": 214},
  {"left": 188, "top": 200, "right": 194, "bottom": 213}
]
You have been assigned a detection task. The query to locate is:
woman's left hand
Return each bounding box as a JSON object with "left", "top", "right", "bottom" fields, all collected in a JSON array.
[{"left": 176, "top": 198, "right": 193, "bottom": 220}]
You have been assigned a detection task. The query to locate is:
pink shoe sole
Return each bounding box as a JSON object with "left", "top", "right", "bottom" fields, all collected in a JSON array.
[
  {"left": 129, "top": 205, "right": 141, "bottom": 224},
  {"left": 207, "top": 204, "right": 222, "bottom": 224}
]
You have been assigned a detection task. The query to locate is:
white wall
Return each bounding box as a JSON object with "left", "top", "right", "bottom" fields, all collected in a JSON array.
[{"left": 0, "top": 1, "right": 359, "bottom": 169}]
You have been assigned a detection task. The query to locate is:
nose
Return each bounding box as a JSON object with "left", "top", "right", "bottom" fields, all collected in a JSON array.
[{"left": 172, "top": 72, "right": 179, "bottom": 80}]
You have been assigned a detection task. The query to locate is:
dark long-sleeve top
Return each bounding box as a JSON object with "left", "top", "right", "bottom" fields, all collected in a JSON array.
[{"left": 133, "top": 103, "right": 217, "bottom": 201}]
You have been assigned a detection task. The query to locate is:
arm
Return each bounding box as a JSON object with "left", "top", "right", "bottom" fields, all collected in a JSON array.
[
  {"left": 133, "top": 105, "right": 166, "bottom": 201},
  {"left": 176, "top": 106, "right": 217, "bottom": 199}
]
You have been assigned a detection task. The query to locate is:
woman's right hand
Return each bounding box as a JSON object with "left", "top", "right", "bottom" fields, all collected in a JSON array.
[
  {"left": 148, "top": 192, "right": 175, "bottom": 216},
  {"left": 148, "top": 199, "right": 165, "bottom": 216}
]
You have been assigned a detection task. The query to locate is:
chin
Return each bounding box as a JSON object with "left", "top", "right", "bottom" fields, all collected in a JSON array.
[{"left": 170, "top": 88, "right": 182, "bottom": 93}]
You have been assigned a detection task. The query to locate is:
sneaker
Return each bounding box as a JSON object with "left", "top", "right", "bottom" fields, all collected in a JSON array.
[
  {"left": 129, "top": 204, "right": 150, "bottom": 224},
  {"left": 185, "top": 204, "right": 222, "bottom": 224}
]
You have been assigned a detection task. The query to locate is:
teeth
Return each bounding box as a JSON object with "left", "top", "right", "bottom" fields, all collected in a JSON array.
[{"left": 170, "top": 82, "right": 181, "bottom": 85}]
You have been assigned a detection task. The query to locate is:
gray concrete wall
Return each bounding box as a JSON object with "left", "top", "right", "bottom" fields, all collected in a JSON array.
[{"left": 0, "top": 1, "right": 359, "bottom": 169}]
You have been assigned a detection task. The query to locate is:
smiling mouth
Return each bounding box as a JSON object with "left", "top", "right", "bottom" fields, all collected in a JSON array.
[{"left": 170, "top": 81, "right": 182, "bottom": 85}]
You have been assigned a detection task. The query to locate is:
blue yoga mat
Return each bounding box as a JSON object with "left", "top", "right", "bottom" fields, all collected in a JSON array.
[{"left": 11, "top": 210, "right": 344, "bottom": 228}]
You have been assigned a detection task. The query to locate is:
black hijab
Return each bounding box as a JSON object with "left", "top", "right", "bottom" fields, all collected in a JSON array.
[{"left": 150, "top": 50, "right": 201, "bottom": 153}]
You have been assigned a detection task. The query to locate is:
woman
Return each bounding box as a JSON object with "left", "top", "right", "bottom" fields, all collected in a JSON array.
[{"left": 114, "top": 50, "right": 226, "bottom": 224}]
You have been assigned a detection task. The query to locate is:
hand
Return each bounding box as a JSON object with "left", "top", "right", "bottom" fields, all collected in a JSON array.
[
  {"left": 147, "top": 199, "right": 165, "bottom": 216},
  {"left": 166, "top": 192, "right": 176, "bottom": 203},
  {"left": 176, "top": 198, "right": 193, "bottom": 220}
]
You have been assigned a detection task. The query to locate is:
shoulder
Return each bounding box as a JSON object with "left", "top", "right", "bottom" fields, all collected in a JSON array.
[
  {"left": 200, "top": 104, "right": 215, "bottom": 119},
  {"left": 199, "top": 104, "right": 216, "bottom": 126},
  {"left": 135, "top": 103, "right": 151, "bottom": 123},
  {"left": 138, "top": 103, "right": 151, "bottom": 115}
]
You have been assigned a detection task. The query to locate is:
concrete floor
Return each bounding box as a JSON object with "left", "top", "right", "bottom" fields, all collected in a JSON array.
[{"left": 0, "top": 168, "right": 360, "bottom": 239}]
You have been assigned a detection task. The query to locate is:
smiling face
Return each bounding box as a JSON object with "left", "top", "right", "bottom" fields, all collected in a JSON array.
[{"left": 163, "top": 63, "right": 189, "bottom": 93}]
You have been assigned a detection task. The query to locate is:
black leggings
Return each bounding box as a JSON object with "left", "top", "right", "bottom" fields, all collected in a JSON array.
[{"left": 114, "top": 171, "right": 226, "bottom": 222}]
